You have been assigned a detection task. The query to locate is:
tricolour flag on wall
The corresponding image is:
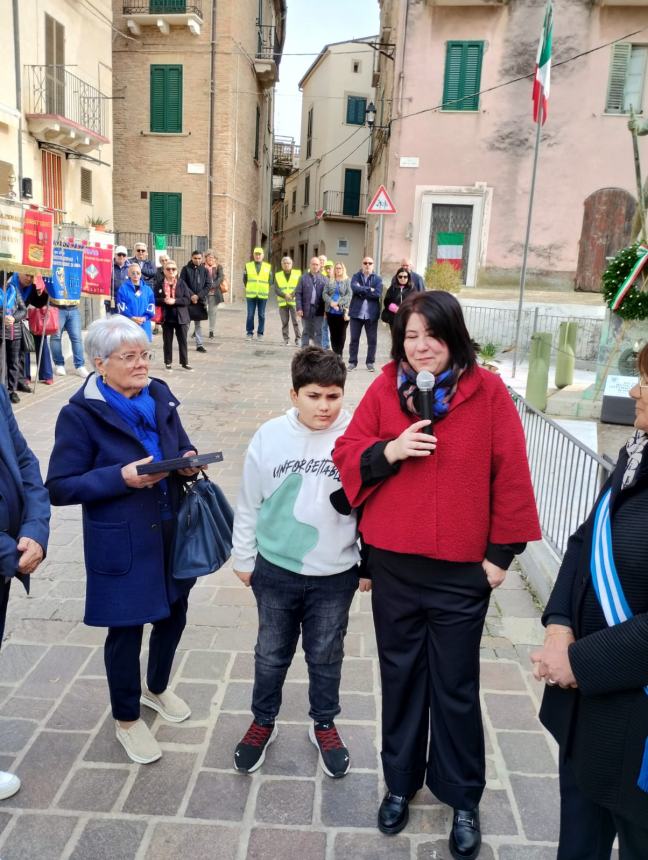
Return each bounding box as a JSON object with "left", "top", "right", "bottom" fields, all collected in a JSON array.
[
  {"left": 436, "top": 232, "right": 464, "bottom": 271},
  {"left": 532, "top": 1, "right": 553, "bottom": 125}
]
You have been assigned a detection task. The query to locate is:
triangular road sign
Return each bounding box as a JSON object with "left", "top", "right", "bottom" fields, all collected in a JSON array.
[{"left": 367, "top": 184, "right": 396, "bottom": 215}]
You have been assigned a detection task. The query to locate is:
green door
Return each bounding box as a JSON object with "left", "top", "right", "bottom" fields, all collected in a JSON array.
[
  {"left": 149, "top": 192, "right": 182, "bottom": 240},
  {"left": 343, "top": 169, "right": 362, "bottom": 217}
]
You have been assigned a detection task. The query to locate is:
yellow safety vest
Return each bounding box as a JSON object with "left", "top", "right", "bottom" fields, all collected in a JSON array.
[
  {"left": 245, "top": 261, "right": 272, "bottom": 299},
  {"left": 275, "top": 269, "right": 301, "bottom": 307}
]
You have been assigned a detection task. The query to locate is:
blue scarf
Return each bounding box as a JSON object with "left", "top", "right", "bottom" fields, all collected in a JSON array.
[
  {"left": 397, "top": 360, "right": 461, "bottom": 420},
  {"left": 97, "top": 377, "right": 163, "bottom": 462}
]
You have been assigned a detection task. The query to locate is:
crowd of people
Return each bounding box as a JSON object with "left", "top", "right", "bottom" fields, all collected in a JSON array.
[{"left": 0, "top": 254, "right": 646, "bottom": 860}]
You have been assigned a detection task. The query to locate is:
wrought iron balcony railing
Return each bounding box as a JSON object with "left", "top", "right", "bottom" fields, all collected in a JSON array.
[
  {"left": 24, "top": 65, "right": 108, "bottom": 139},
  {"left": 256, "top": 24, "right": 280, "bottom": 62},
  {"left": 123, "top": 1, "right": 203, "bottom": 14},
  {"left": 322, "top": 190, "right": 368, "bottom": 219}
]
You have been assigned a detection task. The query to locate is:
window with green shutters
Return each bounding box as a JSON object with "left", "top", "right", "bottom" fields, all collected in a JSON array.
[
  {"left": 150, "top": 65, "right": 183, "bottom": 133},
  {"left": 346, "top": 95, "right": 367, "bottom": 125},
  {"left": 149, "top": 192, "right": 182, "bottom": 236},
  {"left": 442, "top": 42, "right": 484, "bottom": 111}
]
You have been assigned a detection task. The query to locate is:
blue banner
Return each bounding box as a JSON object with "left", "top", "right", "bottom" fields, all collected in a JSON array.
[{"left": 45, "top": 246, "right": 83, "bottom": 303}]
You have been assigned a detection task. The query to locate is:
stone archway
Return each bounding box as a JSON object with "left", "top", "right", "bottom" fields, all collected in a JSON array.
[{"left": 575, "top": 188, "right": 636, "bottom": 292}]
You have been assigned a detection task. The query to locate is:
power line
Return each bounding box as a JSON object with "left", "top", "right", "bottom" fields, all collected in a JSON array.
[{"left": 319, "top": 134, "right": 371, "bottom": 182}]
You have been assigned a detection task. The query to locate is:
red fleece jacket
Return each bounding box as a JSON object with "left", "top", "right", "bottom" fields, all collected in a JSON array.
[{"left": 333, "top": 362, "right": 541, "bottom": 562}]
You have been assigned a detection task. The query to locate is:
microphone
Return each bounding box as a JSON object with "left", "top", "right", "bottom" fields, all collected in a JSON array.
[{"left": 416, "top": 370, "right": 435, "bottom": 438}]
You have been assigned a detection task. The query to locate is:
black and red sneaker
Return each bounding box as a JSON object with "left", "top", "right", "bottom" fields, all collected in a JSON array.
[
  {"left": 234, "top": 720, "right": 277, "bottom": 773},
  {"left": 309, "top": 720, "right": 350, "bottom": 778}
]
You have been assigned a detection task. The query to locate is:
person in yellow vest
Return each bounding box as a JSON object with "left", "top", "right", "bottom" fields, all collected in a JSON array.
[
  {"left": 274, "top": 256, "right": 302, "bottom": 347},
  {"left": 243, "top": 247, "right": 273, "bottom": 340}
]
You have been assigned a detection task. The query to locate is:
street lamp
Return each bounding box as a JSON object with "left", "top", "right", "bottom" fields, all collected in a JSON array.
[{"left": 365, "top": 101, "right": 377, "bottom": 129}]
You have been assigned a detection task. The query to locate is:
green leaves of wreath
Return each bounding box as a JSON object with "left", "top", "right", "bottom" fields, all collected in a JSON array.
[{"left": 602, "top": 243, "right": 648, "bottom": 321}]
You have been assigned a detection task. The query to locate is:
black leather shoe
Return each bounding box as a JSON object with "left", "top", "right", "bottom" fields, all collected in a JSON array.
[
  {"left": 9, "top": 392, "right": 20, "bottom": 404},
  {"left": 17, "top": 381, "right": 31, "bottom": 393},
  {"left": 378, "top": 791, "right": 409, "bottom": 835},
  {"left": 450, "top": 808, "right": 481, "bottom": 859}
]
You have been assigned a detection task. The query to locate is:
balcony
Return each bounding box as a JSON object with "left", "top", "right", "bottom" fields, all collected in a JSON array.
[
  {"left": 24, "top": 66, "right": 109, "bottom": 153},
  {"left": 123, "top": 1, "right": 203, "bottom": 36},
  {"left": 273, "top": 136, "right": 299, "bottom": 175},
  {"left": 593, "top": 0, "right": 648, "bottom": 4},
  {"left": 254, "top": 24, "right": 280, "bottom": 88},
  {"left": 427, "top": 0, "right": 508, "bottom": 5},
  {"left": 322, "top": 190, "right": 368, "bottom": 220}
]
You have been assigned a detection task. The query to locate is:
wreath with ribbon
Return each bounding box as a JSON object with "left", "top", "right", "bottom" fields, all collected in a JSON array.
[{"left": 602, "top": 243, "right": 648, "bottom": 320}]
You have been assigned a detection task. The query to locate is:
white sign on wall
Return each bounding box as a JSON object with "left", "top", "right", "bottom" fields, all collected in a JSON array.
[
  {"left": 603, "top": 375, "right": 636, "bottom": 398},
  {"left": 400, "top": 156, "right": 419, "bottom": 168},
  {"left": 187, "top": 163, "right": 205, "bottom": 174}
]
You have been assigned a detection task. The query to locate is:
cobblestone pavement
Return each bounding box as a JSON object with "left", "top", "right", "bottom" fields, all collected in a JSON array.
[{"left": 0, "top": 305, "right": 566, "bottom": 860}]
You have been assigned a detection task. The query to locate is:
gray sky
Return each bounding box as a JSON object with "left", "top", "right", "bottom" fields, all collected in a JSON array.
[{"left": 275, "top": 0, "right": 380, "bottom": 142}]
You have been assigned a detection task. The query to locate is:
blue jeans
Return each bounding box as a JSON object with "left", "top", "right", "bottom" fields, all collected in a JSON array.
[
  {"left": 49, "top": 306, "right": 85, "bottom": 369},
  {"left": 348, "top": 317, "right": 378, "bottom": 366},
  {"left": 246, "top": 298, "right": 267, "bottom": 336},
  {"left": 250, "top": 554, "right": 358, "bottom": 724},
  {"left": 321, "top": 316, "right": 330, "bottom": 349},
  {"left": 24, "top": 335, "right": 53, "bottom": 381}
]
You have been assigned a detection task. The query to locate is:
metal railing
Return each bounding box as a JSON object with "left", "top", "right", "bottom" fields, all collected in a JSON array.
[
  {"left": 511, "top": 389, "right": 614, "bottom": 557},
  {"left": 123, "top": 2, "right": 203, "bottom": 14},
  {"left": 114, "top": 233, "right": 208, "bottom": 269},
  {"left": 460, "top": 302, "right": 603, "bottom": 365},
  {"left": 24, "top": 65, "right": 108, "bottom": 139},
  {"left": 322, "top": 190, "right": 368, "bottom": 218},
  {"left": 256, "top": 24, "right": 279, "bottom": 61},
  {"left": 273, "top": 136, "right": 300, "bottom": 171}
]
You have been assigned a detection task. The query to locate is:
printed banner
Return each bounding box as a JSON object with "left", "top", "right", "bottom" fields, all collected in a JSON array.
[
  {"left": 82, "top": 244, "right": 113, "bottom": 296},
  {"left": 22, "top": 209, "right": 54, "bottom": 271},
  {"left": 47, "top": 246, "right": 83, "bottom": 303}
]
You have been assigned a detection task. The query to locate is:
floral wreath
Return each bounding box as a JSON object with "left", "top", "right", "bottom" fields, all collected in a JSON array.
[{"left": 601, "top": 243, "right": 648, "bottom": 321}]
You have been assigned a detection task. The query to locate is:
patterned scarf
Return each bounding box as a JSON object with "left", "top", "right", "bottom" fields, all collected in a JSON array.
[
  {"left": 397, "top": 360, "right": 462, "bottom": 420},
  {"left": 163, "top": 278, "right": 176, "bottom": 300},
  {"left": 621, "top": 429, "right": 648, "bottom": 490}
]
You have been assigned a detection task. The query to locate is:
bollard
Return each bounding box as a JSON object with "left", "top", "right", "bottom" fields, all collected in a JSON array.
[
  {"left": 525, "top": 332, "right": 552, "bottom": 411},
  {"left": 554, "top": 321, "right": 577, "bottom": 389}
]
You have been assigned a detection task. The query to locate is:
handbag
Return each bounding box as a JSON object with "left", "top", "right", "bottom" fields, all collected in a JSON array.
[
  {"left": 220, "top": 277, "right": 229, "bottom": 295},
  {"left": 21, "top": 321, "right": 36, "bottom": 353},
  {"left": 27, "top": 303, "right": 59, "bottom": 336},
  {"left": 172, "top": 474, "right": 234, "bottom": 579}
]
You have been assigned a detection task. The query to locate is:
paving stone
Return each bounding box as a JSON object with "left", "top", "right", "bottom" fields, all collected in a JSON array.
[
  {"left": 497, "top": 731, "right": 557, "bottom": 775},
  {"left": 221, "top": 680, "right": 254, "bottom": 711},
  {"left": 0, "top": 812, "right": 77, "bottom": 860},
  {"left": 341, "top": 657, "right": 376, "bottom": 692},
  {"left": 156, "top": 724, "right": 207, "bottom": 744},
  {"left": 214, "top": 586, "right": 257, "bottom": 606},
  {"left": 175, "top": 625, "right": 218, "bottom": 650},
  {"left": 0, "top": 717, "right": 38, "bottom": 753},
  {"left": 480, "top": 787, "right": 519, "bottom": 836},
  {"left": 509, "top": 774, "right": 560, "bottom": 842},
  {"left": 0, "top": 696, "right": 52, "bottom": 720},
  {"left": 57, "top": 766, "right": 130, "bottom": 812},
  {"left": 255, "top": 777, "right": 314, "bottom": 824},
  {"left": 189, "top": 585, "right": 218, "bottom": 604},
  {"left": 46, "top": 678, "right": 108, "bottom": 730},
  {"left": 65, "top": 624, "right": 106, "bottom": 645},
  {"left": 480, "top": 660, "right": 527, "bottom": 691},
  {"left": 16, "top": 645, "right": 91, "bottom": 699},
  {"left": 0, "top": 643, "right": 47, "bottom": 684},
  {"left": 247, "top": 828, "right": 327, "bottom": 860},
  {"left": 203, "top": 712, "right": 251, "bottom": 769},
  {"left": 188, "top": 604, "right": 241, "bottom": 627},
  {"left": 320, "top": 772, "right": 379, "bottom": 828},
  {"left": 9, "top": 618, "right": 77, "bottom": 643},
  {"left": 417, "top": 840, "right": 495, "bottom": 859},
  {"left": 185, "top": 771, "right": 251, "bottom": 821},
  {"left": 14, "top": 731, "right": 88, "bottom": 808},
  {"left": 172, "top": 681, "right": 219, "bottom": 720},
  {"left": 78, "top": 647, "right": 105, "bottom": 676},
  {"left": 483, "top": 692, "right": 543, "bottom": 731},
  {"left": 211, "top": 628, "right": 259, "bottom": 650},
  {"left": 123, "top": 751, "right": 196, "bottom": 816},
  {"left": 494, "top": 588, "right": 541, "bottom": 617},
  {"left": 339, "top": 692, "right": 376, "bottom": 720},
  {"left": 339, "top": 723, "right": 378, "bottom": 770},
  {"left": 180, "top": 649, "right": 229, "bottom": 680},
  {"left": 334, "top": 832, "right": 410, "bottom": 859},
  {"left": 49, "top": 580, "right": 86, "bottom": 598},
  {"left": 499, "top": 847, "right": 559, "bottom": 860},
  {"left": 145, "top": 822, "right": 239, "bottom": 859},
  {"left": 0, "top": 812, "right": 12, "bottom": 838},
  {"left": 69, "top": 818, "right": 146, "bottom": 860},
  {"left": 409, "top": 804, "right": 452, "bottom": 834},
  {"left": 263, "top": 723, "right": 319, "bottom": 777},
  {"left": 230, "top": 652, "right": 254, "bottom": 679},
  {"left": 52, "top": 599, "right": 85, "bottom": 622}
]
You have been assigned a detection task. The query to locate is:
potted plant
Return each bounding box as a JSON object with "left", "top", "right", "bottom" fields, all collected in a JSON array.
[
  {"left": 478, "top": 341, "right": 501, "bottom": 374},
  {"left": 87, "top": 216, "right": 109, "bottom": 232}
]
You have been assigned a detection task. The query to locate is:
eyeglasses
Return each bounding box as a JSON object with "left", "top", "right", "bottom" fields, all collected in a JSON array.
[
  {"left": 116, "top": 253, "right": 127, "bottom": 258},
  {"left": 135, "top": 249, "right": 146, "bottom": 254},
  {"left": 638, "top": 375, "right": 648, "bottom": 390},
  {"left": 113, "top": 350, "right": 154, "bottom": 366},
  {"left": 362, "top": 260, "right": 373, "bottom": 265},
  {"left": 397, "top": 274, "right": 409, "bottom": 280},
  {"left": 165, "top": 267, "right": 177, "bottom": 272}
]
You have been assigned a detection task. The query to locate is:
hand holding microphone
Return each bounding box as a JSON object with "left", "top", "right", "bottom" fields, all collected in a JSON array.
[{"left": 384, "top": 370, "right": 437, "bottom": 464}]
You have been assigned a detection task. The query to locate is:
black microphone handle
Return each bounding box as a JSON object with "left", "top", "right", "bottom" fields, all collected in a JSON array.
[{"left": 419, "top": 390, "right": 435, "bottom": 438}]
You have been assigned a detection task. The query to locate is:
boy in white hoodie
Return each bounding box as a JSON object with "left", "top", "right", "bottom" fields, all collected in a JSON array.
[{"left": 232, "top": 347, "right": 370, "bottom": 778}]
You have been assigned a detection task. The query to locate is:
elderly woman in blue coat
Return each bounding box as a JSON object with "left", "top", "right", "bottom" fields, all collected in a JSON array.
[
  {"left": 46, "top": 315, "right": 201, "bottom": 765},
  {"left": 116, "top": 263, "right": 156, "bottom": 341}
]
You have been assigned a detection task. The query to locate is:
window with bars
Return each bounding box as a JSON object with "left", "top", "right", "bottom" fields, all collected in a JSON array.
[
  {"left": 149, "top": 192, "right": 182, "bottom": 236},
  {"left": 606, "top": 43, "right": 648, "bottom": 114},
  {"left": 441, "top": 42, "right": 484, "bottom": 111},
  {"left": 80, "top": 168, "right": 92, "bottom": 204},
  {"left": 306, "top": 107, "right": 313, "bottom": 160},
  {"left": 346, "top": 95, "right": 367, "bottom": 125},
  {"left": 150, "top": 65, "right": 183, "bottom": 133},
  {"left": 42, "top": 150, "right": 63, "bottom": 224}
]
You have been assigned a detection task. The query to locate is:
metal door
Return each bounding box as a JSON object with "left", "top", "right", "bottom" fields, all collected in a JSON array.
[{"left": 428, "top": 204, "right": 473, "bottom": 283}]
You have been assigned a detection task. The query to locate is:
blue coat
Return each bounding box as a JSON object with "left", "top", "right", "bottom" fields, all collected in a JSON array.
[
  {"left": 0, "top": 386, "right": 50, "bottom": 590},
  {"left": 46, "top": 374, "right": 195, "bottom": 627},
  {"left": 349, "top": 271, "right": 383, "bottom": 321},
  {"left": 116, "top": 279, "right": 156, "bottom": 341}
]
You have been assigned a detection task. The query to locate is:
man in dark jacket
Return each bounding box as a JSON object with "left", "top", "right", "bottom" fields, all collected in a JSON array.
[
  {"left": 400, "top": 258, "right": 425, "bottom": 292},
  {"left": 180, "top": 251, "right": 211, "bottom": 354},
  {"left": 295, "top": 257, "right": 328, "bottom": 347},
  {"left": 348, "top": 256, "right": 383, "bottom": 371},
  {"left": 0, "top": 384, "right": 50, "bottom": 799},
  {"left": 113, "top": 246, "right": 130, "bottom": 292},
  {"left": 129, "top": 243, "right": 156, "bottom": 285}
]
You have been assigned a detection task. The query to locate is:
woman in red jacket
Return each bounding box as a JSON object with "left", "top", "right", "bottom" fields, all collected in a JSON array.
[{"left": 333, "top": 292, "right": 540, "bottom": 859}]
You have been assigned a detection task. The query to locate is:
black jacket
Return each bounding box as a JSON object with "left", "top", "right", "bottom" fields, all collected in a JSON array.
[
  {"left": 180, "top": 263, "right": 210, "bottom": 322},
  {"left": 381, "top": 280, "right": 415, "bottom": 326},
  {"left": 539, "top": 443, "right": 648, "bottom": 824},
  {"left": 153, "top": 278, "right": 192, "bottom": 326}
]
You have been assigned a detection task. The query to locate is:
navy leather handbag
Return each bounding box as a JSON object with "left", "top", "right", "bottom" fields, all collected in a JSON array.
[{"left": 172, "top": 475, "right": 234, "bottom": 579}]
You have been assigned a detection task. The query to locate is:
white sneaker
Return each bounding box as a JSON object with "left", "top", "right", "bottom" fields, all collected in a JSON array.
[
  {"left": 55, "top": 365, "right": 67, "bottom": 376},
  {"left": 0, "top": 771, "right": 20, "bottom": 800},
  {"left": 115, "top": 719, "right": 161, "bottom": 764},
  {"left": 75, "top": 366, "right": 89, "bottom": 379}
]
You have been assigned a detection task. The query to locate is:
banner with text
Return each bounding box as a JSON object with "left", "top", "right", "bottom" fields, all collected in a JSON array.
[{"left": 82, "top": 245, "right": 113, "bottom": 296}]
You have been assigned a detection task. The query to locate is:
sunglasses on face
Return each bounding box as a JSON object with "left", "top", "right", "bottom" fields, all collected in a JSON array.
[{"left": 165, "top": 267, "right": 177, "bottom": 272}]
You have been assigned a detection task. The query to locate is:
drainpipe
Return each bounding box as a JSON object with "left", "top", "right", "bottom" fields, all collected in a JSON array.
[
  {"left": 12, "top": 0, "right": 24, "bottom": 198},
  {"left": 207, "top": 0, "right": 217, "bottom": 245}
]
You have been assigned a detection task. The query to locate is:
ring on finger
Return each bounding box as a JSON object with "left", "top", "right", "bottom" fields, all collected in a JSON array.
[{"left": 547, "top": 678, "right": 556, "bottom": 686}]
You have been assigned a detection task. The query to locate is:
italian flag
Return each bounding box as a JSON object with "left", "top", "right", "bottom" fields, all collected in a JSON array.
[
  {"left": 532, "top": 1, "right": 553, "bottom": 125},
  {"left": 436, "top": 232, "right": 464, "bottom": 271}
]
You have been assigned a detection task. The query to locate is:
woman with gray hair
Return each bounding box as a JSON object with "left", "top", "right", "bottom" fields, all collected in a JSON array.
[{"left": 46, "top": 315, "right": 202, "bottom": 765}]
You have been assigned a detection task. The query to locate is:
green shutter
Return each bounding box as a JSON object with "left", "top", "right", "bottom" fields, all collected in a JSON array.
[
  {"left": 346, "top": 96, "right": 367, "bottom": 125},
  {"left": 150, "top": 65, "right": 183, "bottom": 132},
  {"left": 442, "top": 42, "right": 483, "bottom": 111},
  {"left": 166, "top": 193, "right": 181, "bottom": 235},
  {"left": 149, "top": 192, "right": 182, "bottom": 235}
]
